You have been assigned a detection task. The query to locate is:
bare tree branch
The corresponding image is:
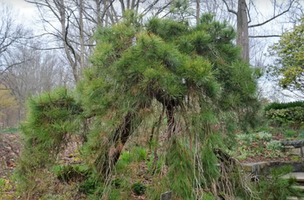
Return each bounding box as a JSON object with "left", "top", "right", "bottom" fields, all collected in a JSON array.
[
  {"left": 222, "top": 0, "right": 237, "bottom": 15},
  {"left": 249, "top": 0, "right": 295, "bottom": 28},
  {"left": 249, "top": 35, "right": 281, "bottom": 38}
]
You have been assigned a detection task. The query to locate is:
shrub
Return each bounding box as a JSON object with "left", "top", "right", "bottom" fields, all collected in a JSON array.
[
  {"left": 52, "top": 164, "right": 88, "bottom": 182},
  {"left": 266, "top": 140, "right": 283, "bottom": 151},
  {"left": 131, "top": 181, "right": 146, "bottom": 195},
  {"left": 265, "top": 107, "right": 304, "bottom": 125},
  {"left": 78, "top": 177, "right": 101, "bottom": 195},
  {"left": 265, "top": 101, "right": 304, "bottom": 111},
  {"left": 284, "top": 130, "right": 297, "bottom": 138},
  {"left": 257, "top": 131, "right": 272, "bottom": 142},
  {"left": 255, "top": 165, "right": 303, "bottom": 200}
]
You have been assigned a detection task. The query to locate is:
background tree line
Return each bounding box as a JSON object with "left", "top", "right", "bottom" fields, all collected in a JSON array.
[{"left": 1, "top": 0, "right": 304, "bottom": 127}]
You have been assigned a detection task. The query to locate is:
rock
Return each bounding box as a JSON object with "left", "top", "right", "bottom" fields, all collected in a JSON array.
[{"left": 284, "top": 146, "right": 301, "bottom": 156}]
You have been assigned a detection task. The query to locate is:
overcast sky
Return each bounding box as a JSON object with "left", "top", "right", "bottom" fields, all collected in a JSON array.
[{"left": 0, "top": 0, "right": 37, "bottom": 26}]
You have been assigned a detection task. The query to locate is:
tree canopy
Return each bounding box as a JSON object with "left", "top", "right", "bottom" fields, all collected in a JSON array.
[
  {"left": 268, "top": 17, "right": 304, "bottom": 93},
  {"left": 0, "top": 85, "right": 18, "bottom": 117}
]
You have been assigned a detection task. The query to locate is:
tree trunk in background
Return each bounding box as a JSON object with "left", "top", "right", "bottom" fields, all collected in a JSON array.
[
  {"left": 196, "top": 0, "right": 200, "bottom": 26},
  {"left": 79, "top": 0, "right": 85, "bottom": 71},
  {"left": 237, "top": 0, "right": 249, "bottom": 62},
  {"left": 57, "top": 0, "right": 79, "bottom": 82}
]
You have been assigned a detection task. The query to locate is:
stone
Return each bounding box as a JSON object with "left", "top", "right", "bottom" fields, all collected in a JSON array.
[
  {"left": 160, "top": 191, "right": 172, "bottom": 200},
  {"left": 284, "top": 146, "right": 301, "bottom": 156},
  {"left": 243, "top": 162, "right": 268, "bottom": 174}
]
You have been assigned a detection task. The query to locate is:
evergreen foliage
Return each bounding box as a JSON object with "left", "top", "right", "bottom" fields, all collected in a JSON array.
[
  {"left": 265, "top": 101, "right": 304, "bottom": 111},
  {"left": 16, "top": 13, "right": 261, "bottom": 199},
  {"left": 256, "top": 165, "right": 304, "bottom": 200},
  {"left": 167, "top": 139, "right": 195, "bottom": 199},
  {"left": 268, "top": 17, "right": 304, "bottom": 93},
  {"left": 15, "top": 87, "right": 83, "bottom": 192},
  {"left": 80, "top": 12, "right": 260, "bottom": 199},
  {"left": 265, "top": 101, "right": 304, "bottom": 125}
]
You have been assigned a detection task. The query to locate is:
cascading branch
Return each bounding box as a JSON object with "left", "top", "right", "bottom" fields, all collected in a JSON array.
[{"left": 17, "top": 12, "right": 261, "bottom": 199}]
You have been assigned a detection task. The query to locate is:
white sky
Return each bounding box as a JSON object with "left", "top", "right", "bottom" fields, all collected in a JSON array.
[
  {"left": 0, "top": 0, "right": 37, "bottom": 27},
  {"left": 0, "top": 0, "right": 34, "bottom": 11}
]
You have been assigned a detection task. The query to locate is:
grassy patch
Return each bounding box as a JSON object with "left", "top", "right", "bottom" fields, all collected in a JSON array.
[{"left": 0, "top": 127, "right": 19, "bottom": 134}]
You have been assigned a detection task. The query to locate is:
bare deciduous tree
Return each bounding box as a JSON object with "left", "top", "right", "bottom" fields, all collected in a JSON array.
[
  {"left": 0, "top": 3, "right": 27, "bottom": 75},
  {"left": 221, "top": 0, "right": 298, "bottom": 62}
]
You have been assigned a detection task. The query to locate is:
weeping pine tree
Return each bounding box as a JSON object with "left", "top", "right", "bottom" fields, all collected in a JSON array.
[
  {"left": 79, "top": 12, "right": 260, "bottom": 199},
  {"left": 18, "top": 12, "right": 261, "bottom": 199}
]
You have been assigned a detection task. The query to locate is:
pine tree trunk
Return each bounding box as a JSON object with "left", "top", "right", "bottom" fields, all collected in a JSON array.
[
  {"left": 97, "top": 112, "right": 135, "bottom": 178},
  {"left": 166, "top": 104, "right": 176, "bottom": 138}
]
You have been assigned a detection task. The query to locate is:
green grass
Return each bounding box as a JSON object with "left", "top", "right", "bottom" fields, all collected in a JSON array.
[
  {"left": 130, "top": 146, "right": 147, "bottom": 162},
  {"left": 0, "top": 127, "right": 19, "bottom": 134}
]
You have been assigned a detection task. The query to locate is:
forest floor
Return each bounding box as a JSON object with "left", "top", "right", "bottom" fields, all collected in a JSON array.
[
  {"left": 0, "top": 132, "right": 296, "bottom": 178},
  {"left": 0, "top": 131, "right": 298, "bottom": 199},
  {"left": 0, "top": 133, "right": 21, "bottom": 179},
  {"left": 240, "top": 133, "right": 294, "bottom": 163}
]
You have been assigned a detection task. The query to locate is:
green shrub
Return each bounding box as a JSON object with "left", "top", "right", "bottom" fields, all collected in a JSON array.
[
  {"left": 265, "top": 101, "right": 304, "bottom": 111},
  {"left": 111, "top": 178, "right": 123, "bottom": 188},
  {"left": 266, "top": 107, "right": 304, "bottom": 125},
  {"left": 257, "top": 131, "right": 272, "bottom": 142},
  {"left": 131, "top": 181, "right": 146, "bottom": 195},
  {"left": 120, "top": 151, "right": 130, "bottom": 163},
  {"left": 78, "top": 177, "right": 101, "bottom": 195},
  {"left": 236, "top": 131, "right": 272, "bottom": 144},
  {"left": 266, "top": 140, "right": 283, "bottom": 151},
  {"left": 52, "top": 164, "right": 88, "bottom": 182},
  {"left": 255, "top": 165, "right": 303, "bottom": 200},
  {"left": 284, "top": 130, "right": 297, "bottom": 138}
]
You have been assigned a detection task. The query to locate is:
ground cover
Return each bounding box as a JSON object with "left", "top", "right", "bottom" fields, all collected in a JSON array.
[{"left": 0, "top": 124, "right": 302, "bottom": 199}]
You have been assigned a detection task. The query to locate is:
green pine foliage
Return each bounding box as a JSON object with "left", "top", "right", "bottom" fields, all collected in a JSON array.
[
  {"left": 16, "top": 12, "right": 262, "bottom": 199},
  {"left": 20, "top": 88, "right": 80, "bottom": 159},
  {"left": 167, "top": 139, "right": 195, "bottom": 199},
  {"left": 15, "top": 87, "right": 83, "bottom": 194},
  {"left": 256, "top": 166, "right": 304, "bottom": 200}
]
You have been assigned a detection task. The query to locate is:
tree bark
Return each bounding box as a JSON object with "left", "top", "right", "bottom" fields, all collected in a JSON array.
[
  {"left": 196, "top": 0, "right": 200, "bottom": 26},
  {"left": 79, "top": 0, "right": 85, "bottom": 71},
  {"left": 96, "top": 112, "right": 135, "bottom": 179},
  {"left": 236, "top": 0, "right": 249, "bottom": 62}
]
